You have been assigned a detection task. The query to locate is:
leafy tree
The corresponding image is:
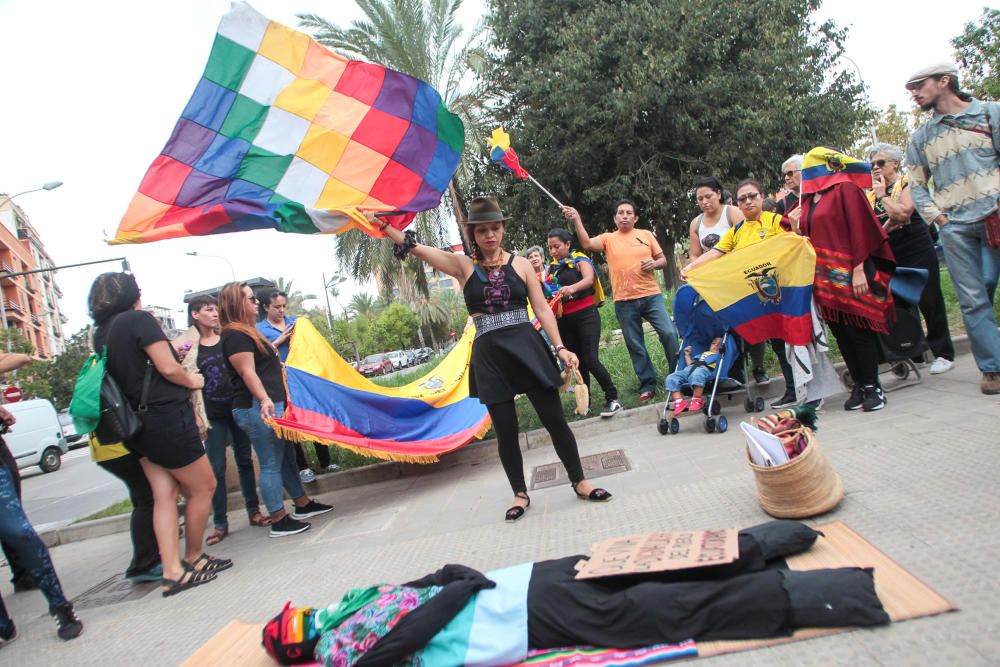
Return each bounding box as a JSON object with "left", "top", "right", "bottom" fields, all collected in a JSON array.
[
  {"left": 953, "top": 8, "right": 1000, "bottom": 100},
  {"left": 370, "top": 302, "right": 420, "bottom": 350},
  {"left": 852, "top": 104, "right": 915, "bottom": 156},
  {"left": 45, "top": 329, "right": 92, "bottom": 409},
  {"left": 485, "top": 0, "right": 870, "bottom": 287},
  {"left": 271, "top": 277, "right": 316, "bottom": 316},
  {"left": 413, "top": 295, "right": 448, "bottom": 349},
  {"left": 298, "top": 0, "right": 488, "bottom": 293}
]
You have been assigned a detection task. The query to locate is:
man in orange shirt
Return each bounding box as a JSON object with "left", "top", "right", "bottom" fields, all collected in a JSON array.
[{"left": 565, "top": 199, "right": 679, "bottom": 402}]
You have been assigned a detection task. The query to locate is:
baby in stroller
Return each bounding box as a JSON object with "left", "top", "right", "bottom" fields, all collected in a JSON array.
[{"left": 665, "top": 337, "right": 723, "bottom": 415}]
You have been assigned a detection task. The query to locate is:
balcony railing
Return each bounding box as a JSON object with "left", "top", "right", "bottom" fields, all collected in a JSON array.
[{"left": 4, "top": 299, "right": 22, "bottom": 313}]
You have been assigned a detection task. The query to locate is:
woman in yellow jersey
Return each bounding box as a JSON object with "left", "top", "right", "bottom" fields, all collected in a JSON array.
[
  {"left": 681, "top": 179, "right": 799, "bottom": 407},
  {"left": 89, "top": 436, "right": 161, "bottom": 581}
]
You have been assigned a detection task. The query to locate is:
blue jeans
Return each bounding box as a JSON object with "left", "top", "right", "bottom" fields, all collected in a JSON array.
[
  {"left": 232, "top": 401, "right": 306, "bottom": 514},
  {"left": 665, "top": 364, "right": 714, "bottom": 393},
  {"left": 983, "top": 244, "right": 999, "bottom": 304},
  {"left": 0, "top": 464, "right": 67, "bottom": 634},
  {"left": 205, "top": 416, "right": 260, "bottom": 529},
  {"left": 939, "top": 221, "right": 1000, "bottom": 372},
  {"left": 614, "top": 293, "right": 680, "bottom": 394}
]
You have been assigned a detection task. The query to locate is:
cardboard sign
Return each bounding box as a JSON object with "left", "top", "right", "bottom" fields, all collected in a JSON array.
[{"left": 575, "top": 528, "right": 739, "bottom": 579}]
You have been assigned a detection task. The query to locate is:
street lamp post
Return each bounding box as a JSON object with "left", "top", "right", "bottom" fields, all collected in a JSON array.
[
  {"left": 186, "top": 251, "right": 236, "bottom": 281},
  {"left": 841, "top": 55, "right": 879, "bottom": 148}
]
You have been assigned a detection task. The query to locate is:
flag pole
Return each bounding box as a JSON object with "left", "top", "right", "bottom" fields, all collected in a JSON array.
[{"left": 527, "top": 175, "right": 563, "bottom": 208}]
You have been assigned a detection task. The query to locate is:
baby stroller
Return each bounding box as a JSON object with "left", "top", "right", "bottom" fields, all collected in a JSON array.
[
  {"left": 841, "top": 267, "right": 929, "bottom": 392},
  {"left": 657, "top": 285, "right": 766, "bottom": 436}
]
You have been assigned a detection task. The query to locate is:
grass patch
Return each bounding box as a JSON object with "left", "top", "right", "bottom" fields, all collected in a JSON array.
[{"left": 79, "top": 499, "right": 133, "bottom": 522}]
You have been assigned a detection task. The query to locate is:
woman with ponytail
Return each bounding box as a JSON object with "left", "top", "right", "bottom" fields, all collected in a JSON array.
[{"left": 219, "top": 282, "right": 333, "bottom": 538}]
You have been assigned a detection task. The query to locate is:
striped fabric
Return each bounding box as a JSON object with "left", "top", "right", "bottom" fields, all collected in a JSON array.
[
  {"left": 800, "top": 147, "right": 872, "bottom": 195},
  {"left": 515, "top": 640, "right": 698, "bottom": 667}
]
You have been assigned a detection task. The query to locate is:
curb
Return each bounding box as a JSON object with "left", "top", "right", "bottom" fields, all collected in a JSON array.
[{"left": 41, "top": 333, "right": 979, "bottom": 547}]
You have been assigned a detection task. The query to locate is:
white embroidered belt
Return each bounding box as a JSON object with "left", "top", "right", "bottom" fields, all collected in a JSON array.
[{"left": 473, "top": 309, "right": 530, "bottom": 339}]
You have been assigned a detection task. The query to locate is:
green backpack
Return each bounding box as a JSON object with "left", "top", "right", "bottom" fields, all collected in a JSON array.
[{"left": 67, "top": 351, "right": 104, "bottom": 435}]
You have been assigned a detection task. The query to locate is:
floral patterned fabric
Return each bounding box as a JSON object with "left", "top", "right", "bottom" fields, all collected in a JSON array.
[{"left": 315, "top": 584, "right": 443, "bottom": 667}]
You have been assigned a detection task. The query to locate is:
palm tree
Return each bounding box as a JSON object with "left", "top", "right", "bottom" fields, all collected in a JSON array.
[
  {"left": 271, "top": 277, "right": 317, "bottom": 316},
  {"left": 413, "top": 294, "right": 449, "bottom": 350},
  {"left": 298, "top": 0, "right": 489, "bottom": 296},
  {"left": 348, "top": 293, "right": 378, "bottom": 321}
]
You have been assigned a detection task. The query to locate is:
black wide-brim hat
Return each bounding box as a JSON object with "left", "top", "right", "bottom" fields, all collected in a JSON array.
[{"left": 466, "top": 196, "right": 511, "bottom": 224}]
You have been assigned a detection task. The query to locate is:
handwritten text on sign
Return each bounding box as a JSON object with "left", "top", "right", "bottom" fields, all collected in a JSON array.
[{"left": 575, "top": 529, "right": 738, "bottom": 579}]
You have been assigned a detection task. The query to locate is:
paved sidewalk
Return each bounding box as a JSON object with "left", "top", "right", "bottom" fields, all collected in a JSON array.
[{"left": 2, "top": 357, "right": 998, "bottom": 665}]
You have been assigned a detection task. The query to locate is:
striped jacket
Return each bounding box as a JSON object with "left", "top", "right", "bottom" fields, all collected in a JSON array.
[{"left": 905, "top": 98, "right": 1000, "bottom": 225}]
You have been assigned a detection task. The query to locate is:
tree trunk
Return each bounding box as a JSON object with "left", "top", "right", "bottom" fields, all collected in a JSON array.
[
  {"left": 449, "top": 178, "right": 471, "bottom": 255},
  {"left": 654, "top": 224, "right": 681, "bottom": 290}
]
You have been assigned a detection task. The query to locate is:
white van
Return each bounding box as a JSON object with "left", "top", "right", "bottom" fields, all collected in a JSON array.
[{"left": 3, "top": 398, "right": 68, "bottom": 473}]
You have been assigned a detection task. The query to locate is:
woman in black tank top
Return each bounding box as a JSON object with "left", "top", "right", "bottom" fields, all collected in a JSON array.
[{"left": 379, "top": 197, "right": 613, "bottom": 522}]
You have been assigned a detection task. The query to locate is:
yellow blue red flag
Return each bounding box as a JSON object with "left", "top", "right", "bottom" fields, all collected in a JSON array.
[
  {"left": 271, "top": 319, "right": 489, "bottom": 463},
  {"left": 800, "top": 146, "right": 872, "bottom": 195},
  {"left": 685, "top": 234, "right": 816, "bottom": 345}
]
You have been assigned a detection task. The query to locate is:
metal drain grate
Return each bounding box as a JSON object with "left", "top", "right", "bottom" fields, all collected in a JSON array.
[
  {"left": 71, "top": 574, "right": 159, "bottom": 610},
  {"left": 530, "top": 449, "right": 631, "bottom": 490}
]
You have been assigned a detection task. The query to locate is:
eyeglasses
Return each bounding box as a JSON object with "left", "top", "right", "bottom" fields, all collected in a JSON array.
[
  {"left": 736, "top": 192, "right": 761, "bottom": 204},
  {"left": 870, "top": 159, "right": 888, "bottom": 168},
  {"left": 247, "top": 295, "right": 259, "bottom": 303},
  {"left": 783, "top": 169, "right": 801, "bottom": 179}
]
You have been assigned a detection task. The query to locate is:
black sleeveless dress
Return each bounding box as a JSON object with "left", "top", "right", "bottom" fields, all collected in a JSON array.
[{"left": 464, "top": 254, "right": 562, "bottom": 404}]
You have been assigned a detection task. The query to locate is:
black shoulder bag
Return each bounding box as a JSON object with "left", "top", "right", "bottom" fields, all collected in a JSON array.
[{"left": 94, "top": 315, "right": 153, "bottom": 445}]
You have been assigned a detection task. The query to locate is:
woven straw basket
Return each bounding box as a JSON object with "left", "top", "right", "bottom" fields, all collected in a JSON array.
[{"left": 745, "top": 428, "right": 844, "bottom": 519}]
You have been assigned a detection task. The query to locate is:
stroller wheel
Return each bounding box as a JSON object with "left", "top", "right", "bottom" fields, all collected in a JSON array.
[
  {"left": 755, "top": 397, "right": 766, "bottom": 412},
  {"left": 705, "top": 417, "right": 716, "bottom": 433},
  {"left": 717, "top": 416, "right": 729, "bottom": 433},
  {"left": 670, "top": 417, "right": 680, "bottom": 434},
  {"left": 892, "top": 362, "right": 910, "bottom": 379},
  {"left": 744, "top": 396, "right": 754, "bottom": 413},
  {"left": 657, "top": 418, "right": 669, "bottom": 435}
]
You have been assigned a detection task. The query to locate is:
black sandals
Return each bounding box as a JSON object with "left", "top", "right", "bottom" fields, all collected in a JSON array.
[
  {"left": 573, "top": 481, "right": 613, "bottom": 502},
  {"left": 161, "top": 567, "right": 217, "bottom": 597},
  {"left": 505, "top": 493, "right": 531, "bottom": 522}
]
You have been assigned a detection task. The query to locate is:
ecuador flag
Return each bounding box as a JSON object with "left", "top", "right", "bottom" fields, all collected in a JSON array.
[
  {"left": 685, "top": 234, "right": 816, "bottom": 345},
  {"left": 800, "top": 146, "right": 872, "bottom": 195},
  {"left": 271, "top": 319, "right": 489, "bottom": 463}
]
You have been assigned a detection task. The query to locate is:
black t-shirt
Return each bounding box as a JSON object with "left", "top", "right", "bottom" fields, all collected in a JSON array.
[
  {"left": 873, "top": 181, "right": 933, "bottom": 261},
  {"left": 93, "top": 310, "right": 190, "bottom": 409},
  {"left": 221, "top": 329, "right": 287, "bottom": 408},
  {"left": 197, "top": 340, "right": 235, "bottom": 419},
  {"left": 774, "top": 192, "right": 798, "bottom": 215}
]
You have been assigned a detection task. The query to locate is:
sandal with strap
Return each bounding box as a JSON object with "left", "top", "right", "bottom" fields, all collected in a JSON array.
[
  {"left": 183, "top": 552, "right": 233, "bottom": 574},
  {"left": 248, "top": 511, "right": 270, "bottom": 527},
  {"left": 572, "top": 481, "right": 613, "bottom": 503},
  {"left": 206, "top": 527, "right": 228, "bottom": 546},
  {"left": 504, "top": 493, "right": 531, "bottom": 523},
  {"left": 161, "top": 567, "right": 217, "bottom": 597}
]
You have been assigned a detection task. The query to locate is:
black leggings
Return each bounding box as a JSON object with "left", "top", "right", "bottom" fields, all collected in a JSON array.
[
  {"left": 828, "top": 320, "right": 881, "bottom": 387},
  {"left": 486, "top": 388, "right": 585, "bottom": 495},
  {"left": 749, "top": 340, "right": 795, "bottom": 392},
  {"left": 558, "top": 307, "right": 617, "bottom": 402}
]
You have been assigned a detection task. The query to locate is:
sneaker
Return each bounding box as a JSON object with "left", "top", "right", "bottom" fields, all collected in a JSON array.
[
  {"left": 638, "top": 391, "right": 655, "bottom": 403},
  {"left": 324, "top": 463, "right": 341, "bottom": 472},
  {"left": 928, "top": 358, "right": 954, "bottom": 375},
  {"left": 753, "top": 369, "right": 771, "bottom": 386},
  {"left": 127, "top": 563, "right": 163, "bottom": 582},
  {"left": 861, "top": 385, "right": 886, "bottom": 412},
  {"left": 672, "top": 399, "right": 689, "bottom": 416},
  {"left": 0, "top": 623, "right": 16, "bottom": 646},
  {"left": 770, "top": 392, "right": 798, "bottom": 409},
  {"left": 803, "top": 398, "right": 825, "bottom": 412},
  {"left": 52, "top": 602, "right": 83, "bottom": 641},
  {"left": 291, "top": 500, "right": 334, "bottom": 520},
  {"left": 689, "top": 396, "right": 704, "bottom": 412},
  {"left": 600, "top": 399, "right": 623, "bottom": 418},
  {"left": 269, "top": 515, "right": 312, "bottom": 538},
  {"left": 298, "top": 468, "right": 316, "bottom": 484},
  {"left": 982, "top": 372, "right": 1000, "bottom": 395},
  {"left": 843, "top": 385, "right": 864, "bottom": 411}
]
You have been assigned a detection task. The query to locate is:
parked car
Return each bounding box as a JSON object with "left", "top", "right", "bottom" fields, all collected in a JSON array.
[
  {"left": 414, "top": 347, "right": 433, "bottom": 363},
  {"left": 358, "top": 353, "right": 393, "bottom": 376},
  {"left": 58, "top": 411, "right": 87, "bottom": 449},
  {"left": 385, "top": 350, "right": 409, "bottom": 370},
  {"left": 3, "top": 399, "right": 68, "bottom": 473}
]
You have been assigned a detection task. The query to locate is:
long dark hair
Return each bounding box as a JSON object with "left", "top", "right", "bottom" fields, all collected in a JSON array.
[{"left": 88, "top": 272, "right": 140, "bottom": 326}]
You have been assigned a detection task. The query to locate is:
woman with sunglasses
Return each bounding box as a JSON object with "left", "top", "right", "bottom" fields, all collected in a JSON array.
[
  {"left": 688, "top": 176, "right": 740, "bottom": 259},
  {"left": 868, "top": 143, "right": 955, "bottom": 375},
  {"left": 681, "top": 179, "right": 798, "bottom": 408},
  {"left": 219, "top": 282, "right": 333, "bottom": 538}
]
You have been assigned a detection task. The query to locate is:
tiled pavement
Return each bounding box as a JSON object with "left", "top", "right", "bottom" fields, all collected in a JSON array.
[{"left": 1, "top": 356, "right": 998, "bottom": 665}]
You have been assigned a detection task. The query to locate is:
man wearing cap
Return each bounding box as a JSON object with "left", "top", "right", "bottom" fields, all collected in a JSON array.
[{"left": 904, "top": 62, "right": 1000, "bottom": 395}]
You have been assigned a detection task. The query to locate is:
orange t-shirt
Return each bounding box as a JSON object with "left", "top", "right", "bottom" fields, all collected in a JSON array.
[{"left": 597, "top": 229, "right": 664, "bottom": 301}]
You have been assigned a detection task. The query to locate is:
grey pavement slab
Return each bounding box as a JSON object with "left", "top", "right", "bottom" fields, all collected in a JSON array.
[{"left": 1, "top": 356, "right": 997, "bottom": 665}]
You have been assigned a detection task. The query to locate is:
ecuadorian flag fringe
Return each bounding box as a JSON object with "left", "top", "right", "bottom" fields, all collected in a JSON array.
[
  {"left": 686, "top": 234, "right": 816, "bottom": 346},
  {"left": 269, "top": 319, "right": 490, "bottom": 463}
]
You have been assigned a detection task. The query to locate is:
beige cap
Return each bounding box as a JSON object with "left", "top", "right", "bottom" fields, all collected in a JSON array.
[{"left": 906, "top": 62, "right": 959, "bottom": 85}]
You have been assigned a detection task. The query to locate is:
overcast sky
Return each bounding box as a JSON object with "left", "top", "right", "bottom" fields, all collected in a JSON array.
[{"left": 0, "top": 0, "right": 988, "bottom": 338}]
